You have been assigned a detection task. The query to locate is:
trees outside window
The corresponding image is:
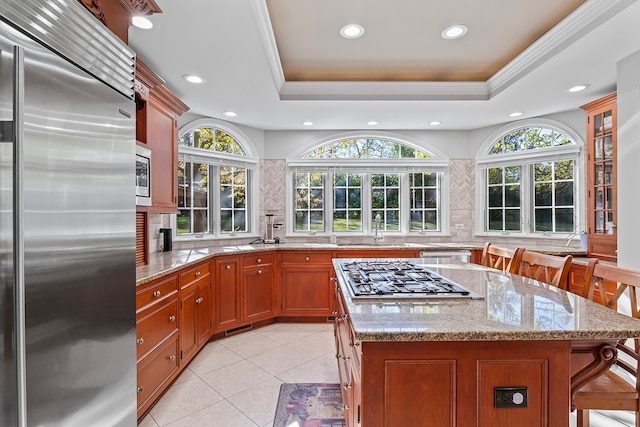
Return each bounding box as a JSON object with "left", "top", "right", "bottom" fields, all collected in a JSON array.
[{"left": 477, "top": 122, "right": 582, "bottom": 236}]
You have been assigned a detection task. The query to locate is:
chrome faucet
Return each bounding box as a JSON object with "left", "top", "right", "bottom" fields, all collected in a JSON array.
[{"left": 374, "top": 213, "right": 383, "bottom": 242}]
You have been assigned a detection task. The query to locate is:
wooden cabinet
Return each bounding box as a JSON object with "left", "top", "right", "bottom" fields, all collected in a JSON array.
[
  {"left": 135, "top": 60, "right": 189, "bottom": 214},
  {"left": 280, "top": 251, "right": 334, "bottom": 317},
  {"left": 179, "top": 261, "right": 212, "bottom": 364},
  {"left": 582, "top": 93, "right": 618, "bottom": 261},
  {"left": 135, "top": 274, "right": 179, "bottom": 419},
  {"left": 243, "top": 253, "right": 276, "bottom": 322},
  {"left": 214, "top": 255, "right": 243, "bottom": 331}
]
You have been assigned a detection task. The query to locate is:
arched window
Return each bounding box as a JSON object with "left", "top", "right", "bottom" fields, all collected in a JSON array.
[
  {"left": 475, "top": 120, "right": 583, "bottom": 236},
  {"left": 287, "top": 134, "right": 449, "bottom": 236},
  {"left": 176, "top": 119, "right": 258, "bottom": 238}
]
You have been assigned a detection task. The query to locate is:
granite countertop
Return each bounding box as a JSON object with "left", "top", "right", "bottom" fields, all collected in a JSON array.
[
  {"left": 333, "top": 258, "right": 640, "bottom": 343},
  {"left": 136, "top": 241, "right": 585, "bottom": 285}
]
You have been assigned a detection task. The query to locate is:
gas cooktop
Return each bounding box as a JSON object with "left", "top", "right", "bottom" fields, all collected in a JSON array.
[{"left": 340, "top": 260, "right": 482, "bottom": 299}]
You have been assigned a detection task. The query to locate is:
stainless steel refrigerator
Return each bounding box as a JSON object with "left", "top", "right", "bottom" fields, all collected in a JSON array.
[{"left": 0, "top": 0, "right": 137, "bottom": 425}]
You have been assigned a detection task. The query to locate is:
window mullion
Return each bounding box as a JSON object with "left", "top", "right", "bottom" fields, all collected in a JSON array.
[
  {"left": 325, "top": 172, "right": 333, "bottom": 233},
  {"left": 211, "top": 165, "right": 220, "bottom": 236},
  {"left": 363, "top": 174, "right": 372, "bottom": 234}
]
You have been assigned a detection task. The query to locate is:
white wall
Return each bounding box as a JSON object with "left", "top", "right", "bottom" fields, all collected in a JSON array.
[{"left": 616, "top": 49, "right": 640, "bottom": 270}]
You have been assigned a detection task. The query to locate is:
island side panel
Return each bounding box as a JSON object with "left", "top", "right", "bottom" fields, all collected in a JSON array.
[{"left": 360, "top": 340, "right": 571, "bottom": 427}]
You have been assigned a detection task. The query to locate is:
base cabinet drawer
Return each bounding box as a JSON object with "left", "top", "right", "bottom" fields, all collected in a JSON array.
[
  {"left": 136, "top": 298, "right": 178, "bottom": 360},
  {"left": 137, "top": 333, "right": 180, "bottom": 415}
]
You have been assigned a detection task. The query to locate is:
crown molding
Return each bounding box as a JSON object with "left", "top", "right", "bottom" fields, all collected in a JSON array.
[
  {"left": 117, "top": 0, "right": 162, "bottom": 16},
  {"left": 251, "top": 0, "right": 636, "bottom": 102}
]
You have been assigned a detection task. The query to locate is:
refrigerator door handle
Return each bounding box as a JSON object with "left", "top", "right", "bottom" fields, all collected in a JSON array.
[{"left": 12, "top": 44, "right": 27, "bottom": 427}]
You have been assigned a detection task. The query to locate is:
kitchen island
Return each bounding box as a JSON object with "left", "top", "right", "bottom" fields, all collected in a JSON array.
[{"left": 332, "top": 258, "right": 640, "bottom": 427}]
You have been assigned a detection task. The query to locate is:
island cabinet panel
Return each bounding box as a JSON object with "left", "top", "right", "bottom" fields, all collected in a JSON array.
[
  {"left": 357, "top": 340, "right": 571, "bottom": 427},
  {"left": 281, "top": 251, "right": 334, "bottom": 316},
  {"left": 243, "top": 253, "right": 276, "bottom": 322},
  {"left": 135, "top": 274, "right": 180, "bottom": 419},
  {"left": 179, "top": 260, "right": 212, "bottom": 364},
  {"left": 214, "top": 256, "right": 243, "bottom": 331}
]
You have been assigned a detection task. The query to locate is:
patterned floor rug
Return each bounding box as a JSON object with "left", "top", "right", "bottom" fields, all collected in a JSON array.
[{"left": 273, "top": 383, "right": 345, "bottom": 427}]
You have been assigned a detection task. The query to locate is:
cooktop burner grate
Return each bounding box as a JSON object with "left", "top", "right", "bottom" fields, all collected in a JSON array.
[{"left": 341, "top": 260, "right": 479, "bottom": 299}]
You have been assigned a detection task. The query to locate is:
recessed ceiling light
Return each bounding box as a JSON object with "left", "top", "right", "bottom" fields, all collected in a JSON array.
[
  {"left": 441, "top": 24, "right": 468, "bottom": 40},
  {"left": 509, "top": 111, "right": 523, "bottom": 117},
  {"left": 340, "top": 24, "right": 365, "bottom": 39},
  {"left": 568, "top": 84, "right": 590, "bottom": 93},
  {"left": 132, "top": 16, "right": 153, "bottom": 29},
  {"left": 223, "top": 111, "right": 237, "bottom": 117},
  {"left": 367, "top": 120, "right": 379, "bottom": 126},
  {"left": 182, "top": 74, "right": 205, "bottom": 84},
  {"left": 301, "top": 121, "right": 314, "bottom": 126},
  {"left": 429, "top": 121, "right": 441, "bottom": 126}
]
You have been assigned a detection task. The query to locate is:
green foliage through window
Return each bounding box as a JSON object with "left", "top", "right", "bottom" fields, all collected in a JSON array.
[
  {"left": 488, "top": 127, "right": 573, "bottom": 155},
  {"left": 179, "top": 127, "right": 246, "bottom": 155},
  {"left": 302, "top": 138, "right": 431, "bottom": 159}
]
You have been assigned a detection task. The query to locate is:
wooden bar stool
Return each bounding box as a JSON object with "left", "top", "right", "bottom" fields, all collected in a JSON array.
[
  {"left": 572, "top": 259, "right": 640, "bottom": 427},
  {"left": 479, "top": 242, "right": 524, "bottom": 274},
  {"left": 515, "top": 250, "right": 573, "bottom": 290}
]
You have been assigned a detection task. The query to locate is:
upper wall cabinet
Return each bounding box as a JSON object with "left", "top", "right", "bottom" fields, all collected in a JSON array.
[{"left": 136, "top": 59, "right": 189, "bottom": 213}]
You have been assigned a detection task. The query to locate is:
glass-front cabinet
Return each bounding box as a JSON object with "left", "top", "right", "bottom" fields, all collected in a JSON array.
[{"left": 582, "top": 93, "right": 617, "bottom": 261}]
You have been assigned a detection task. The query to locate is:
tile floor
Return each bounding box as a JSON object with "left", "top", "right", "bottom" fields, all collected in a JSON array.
[{"left": 138, "top": 322, "right": 633, "bottom": 427}]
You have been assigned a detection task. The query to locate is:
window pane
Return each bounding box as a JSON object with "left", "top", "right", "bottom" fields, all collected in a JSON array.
[
  {"left": 220, "top": 210, "right": 232, "bottom": 231},
  {"left": 193, "top": 210, "right": 208, "bottom": 233},
  {"left": 386, "top": 210, "right": 400, "bottom": 230},
  {"left": 424, "top": 189, "right": 437, "bottom": 208},
  {"left": 534, "top": 162, "right": 552, "bottom": 181},
  {"left": 220, "top": 186, "right": 232, "bottom": 208},
  {"left": 372, "top": 174, "right": 384, "bottom": 187},
  {"left": 488, "top": 209, "right": 503, "bottom": 230},
  {"left": 296, "top": 189, "right": 309, "bottom": 209},
  {"left": 424, "top": 211, "right": 437, "bottom": 230},
  {"left": 372, "top": 189, "right": 384, "bottom": 209},
  {"left": 334, "top": 173, "right": 346, "bottom": 186},
  {"left": 504, "top": 166, "right": 521, "bottom": 183},
  {"left": 310, "top": 189, "right": 324, "bottom": 209},
  {"left": 348, "top": 188, "right": 361, "bottom": 208},
  {"left": 505, "top": 185, "right": 520, "bottom": 207},
  {"left": 410, "top": 211, "right": 423, "bottom": 231},
  {"left": 555, "top": 160, "right": 574, "bottom": 180},
  {"left": 488, "top": 168, "right": 502, "bottom": 185},
  {"left": 424, "top": 173, "right": 437, "bottom": 186},
  {"left": 294, "top": 172, "right": 324, "bottom": 232},
  {"left": 555, "top": 208, "right": 574, "bottom": 232},
  {"left": 386, "top": 188, "right": 399, "bottom": 208},
  {"left": 488, "top": 187, "right": 503, "bottom": 207},
  {"left": 177, "top": 210, "right": 191, "bottom": 234},
  {"left": 309, "top": 172, "right": 323, "bottom": 187},
  {"left": 310, "top": 211, "right": 324, "bottom": 231},
  {"left": 555, "top": 182, "right": 573, "bottom": 206},
  {"left": 335, "top": 188, "right": 346, "bottom": 208},
  {"left": 295, "top": 172, "right": 309, "bottom": 187},
  {"left": 505, "top": 209, "right": 521, "bottom": 231},
  {"left": 535, "top": 209, "right": 552, "bottom": 232},
  {"left": 295, "top": 211, "right": 308, "bottom": 231},
  {"left": 412, "top": 173, "right": 422, "bottom": 187},
  {"left": 535, "top": 183, "right": 552, "bottom": 206}
]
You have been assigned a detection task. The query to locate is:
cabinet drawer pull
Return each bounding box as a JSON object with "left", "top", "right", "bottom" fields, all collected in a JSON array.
[
  {"left": 349, "top": 340, "right": 360, "bottom": 347},
  {"left": 137, "top": 386, "right": 144, "bottom": 393},
  {"left": 195, "top": 271, "right": 201, "bottom": 277},
  {"left": 169, "top": 315, "right": 176, "bottom": 322},
  {"left": 152, "top": 290, "right": 161, "bottom": 298},
  {"left": 225, "top": 265, "right": 231, "bottom": 270},
  {"left": 136, "top": 338, "right": 144, "bottom": 345},
  {"left": 257, "top": 269, "right": 263, "bottom": 275},
  {"left": 169, "top": 355, "right": 176, "bottom": 361},
  {"left": 343, "top": 382, "right": 352, "bottom": 390},
  {"left": 332, "top": 311, "right": 338, "bottom": 316},
  {"left": 337, "top": 404, "right": 349, "bottom": 411},
  {"left": 305, "top": 256, "right": 310, "bottom": 262},
  {"left": 257, "top": 258, "right": 262, "bottom": 264}
]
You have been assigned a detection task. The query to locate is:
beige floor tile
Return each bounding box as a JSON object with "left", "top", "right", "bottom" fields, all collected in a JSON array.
[
  {"left": 220, "top": 335, "right": 281, "bottom": 359},
  {"left": 201, "top": 360, "right": 274, "bottom": 398},
  {"left": 138, "top": 414, "right": 159, "bottom": 427},
  {"left": 172, "top": 367, "right": 197, "bottom": 386},
  {"left": 276, "top": 358, "right": 341, "bottom": 384},
  {"left": 188, "top": 341, "right": 244, "bottom": 377},
  {"left": 285, "top": 333, "right": 336, "bottom": 359},
  {"left": 316, "top": 351, "right": 340, "bottom": 368},
  {"left": 248, "top": 345, "right": 312, "bottom": 375},
  {"left": 164, "top": 399, "right": 258, "bottom": 427},
  {"left": 227, "top": 377, "right": 283, "bottom": 426},
  {"left": 149, "top": 377, "right": 223, "bottom": 426},
  {"left": 256, "top": 329, "right": 313, "bottom": 345}
]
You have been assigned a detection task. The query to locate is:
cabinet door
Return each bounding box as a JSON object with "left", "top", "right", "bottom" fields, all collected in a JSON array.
[
  {"left": 281, "top": 267, "right": 333, "bottom": 316},
  {"left": 583, "top": 93, "right": 617, "bottom": 261},
  {"left": 244, "top": 266, "right": 274, "bottom": 322},
  {"left": 214, "top": 257, "right": 242, "bottom": 331},
  {"left": 179, "top": 285, "right": 198, "bottom": 362},
  {"left": 147, "top": 97, "right": 178, "bottom": 212},
  {"left": 196, "top": 281, "right": 213, "bottom": 345}
]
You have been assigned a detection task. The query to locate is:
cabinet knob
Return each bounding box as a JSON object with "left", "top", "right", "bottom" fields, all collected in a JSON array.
[
  {"left": 169, "top": 315, "right": 176, "bottom": 322},
  {"left": 257, "top": 269, "right": 263, "bottom": 275},
  {"left": 136, "top": 338, "right": 144, "bottom": 345},
  {"left": 225, "top": 265, "right": 231, "bottom": 270},
  {"left": 332, "top": 311, "right": 338, "bottom": 316},
  {"left": 152, "top": 290, "right": 161, "bottom": 298},
  {"left": 330, "top": 277, "right": 337, "bottom": 282},
  {"left": 343, "top": 382, "right": 352, "bottom": 390},
  {"left": 337, "top": 404, "right": 349, "bottom": 412},
  {"left": 195, "top": 271, "right": 201, "bottom": 277},
  {"left": 305, "top": 256, "right": 310, "bottom": 262},
  {"left": 169, "top": 355, "right": 176, "bottom": 361},
  {"left": 196, "top": 297, "right": 203, "bottom": 304},
  {"left": 257, "top": 258, "right": 262, "bottom": 264},
  {"left": 137, "top": 386, "right": 144, "bottom": 393},
  {"left": 349, "top": 340, "right": 360, "bottom": 347}
]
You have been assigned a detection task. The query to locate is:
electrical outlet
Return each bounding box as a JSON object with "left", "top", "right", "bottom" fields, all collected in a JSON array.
[
  {"left": 455, "top": 223, "right": 464, "bottom": 230},
  {"left": 494, "top": 387, "right": 528, "bottom": 408}
]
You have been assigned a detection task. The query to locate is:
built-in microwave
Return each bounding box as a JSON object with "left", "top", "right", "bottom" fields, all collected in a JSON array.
[{"left": 135, "top": 144, "right": 151, "bottom": 206}]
